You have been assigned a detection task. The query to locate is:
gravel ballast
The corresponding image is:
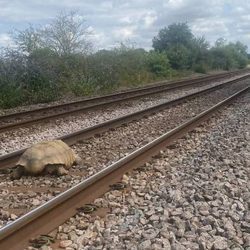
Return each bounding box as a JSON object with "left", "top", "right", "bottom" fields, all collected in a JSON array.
[
  {"left": 43, "top": 91, "right": 249, "bottom": 250},
  {"left": 0, "top": 81, "right": 249, "bottom": 229}
]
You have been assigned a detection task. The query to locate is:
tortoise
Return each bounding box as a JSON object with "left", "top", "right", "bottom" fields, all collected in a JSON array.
[{"left": 12, "top": 140, "right": 80, "bottom": 179}]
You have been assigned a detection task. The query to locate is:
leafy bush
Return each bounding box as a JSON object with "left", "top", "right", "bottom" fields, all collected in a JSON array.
[
  {"left": 193, "top": 64, "right": 207, "bottom": 74},
  {"left": 69, "top": 80, "right": 95, "bottom": 97},
  {"left": 87, "top": 49, "right": 120, "bottom": 91},
  {"left": 0, "top": 85, "right": 24, "bottom": 108},
  {"left": 146, "top": 51, "right": 171, "bottom": 76}
]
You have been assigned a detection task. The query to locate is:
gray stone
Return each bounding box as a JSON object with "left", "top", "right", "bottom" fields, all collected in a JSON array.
[
  {"left": 241, "top": 221, "right": 250, "bottom": 231},
  {"left": 198, "top": 225, "right": 213, "bottom": 233},
  {"left": 149, "top": 214, "right": 159, "bottom": 221},
  {"left": 171, "top": 242, "right": 186, "bottom": 250},
  {"left": 244, "top": 212, "right": 250, "bottom": 223},
  {"left": 59, "top": 240, "right": 73, "bottom": 248},
  {"left": 212, "top": 236, "right": 228, "bottom": 249},
  {"left": 138, "top": 240, "right": 151, "bottom": 249},
  {"left": 40, "top": 246, "right": 52, "bottom": 250},
  {"left": 142, "top": 228, "right": 159, "bottom": 239},
  {"left": 161, "top": 238, "right": 171, "bottom": 249},
  {"left": 68, "top": 231, "right": 78, "bottom": 241},
  {"left": 182, "top": 211, "right": 193, "bottom": 220}
]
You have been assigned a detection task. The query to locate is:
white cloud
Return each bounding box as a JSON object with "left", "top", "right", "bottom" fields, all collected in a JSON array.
[
  {"left": 0, "top": 0, "right": 249, "bottom": 51},
  {"left": 165, "top": 0, "right": 186, "bottom": 9},
  {"left": 119, "top": 16, "right": 133, "bottom": 25},
  {"left": 113, "top": 26, "right": 137, "bottom": 39},
  {"left": 0, "top": 33, "right": 14, "bottom": 47},
  {"left": 143, "top": 11, "right": 157, "bottom": 28}
]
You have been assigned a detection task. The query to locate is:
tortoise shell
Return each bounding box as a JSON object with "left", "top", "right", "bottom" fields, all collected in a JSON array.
[{"left": 16, "top": 140, "right": 76, "bottom": 174}]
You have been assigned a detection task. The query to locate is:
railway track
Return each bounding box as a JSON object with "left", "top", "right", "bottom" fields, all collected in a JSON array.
[
  {"left": 0, "top": 69, "right": 248, "bottom": 132},
  {"left": 0, "top": 77, "right": 249, "bottom": 226},
  {"left": 0, "top": 85, "right": 248, "bottom": 249},
  {"left": 0, "top": 74, "right": 249, "bottom": 168}
]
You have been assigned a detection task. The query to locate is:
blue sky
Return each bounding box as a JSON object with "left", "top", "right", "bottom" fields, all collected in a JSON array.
[{"left": 0, "top": 0, "right": 250, "bottom": 51}]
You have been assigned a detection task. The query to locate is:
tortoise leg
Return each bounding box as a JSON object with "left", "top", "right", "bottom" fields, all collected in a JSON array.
[
  {"left": 11, "top": 166, "right": 24, "bottom": 180},
  {"left": 56, "top": 165, "right": 68, "bottom": 176}
]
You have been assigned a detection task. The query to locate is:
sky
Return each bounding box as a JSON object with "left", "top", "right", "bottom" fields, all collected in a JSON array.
[{"left": 0, "top": 0, "right": 250, "bottom": 51}]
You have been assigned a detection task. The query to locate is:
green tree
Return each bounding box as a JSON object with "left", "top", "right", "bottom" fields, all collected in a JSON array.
[
  {"left": 227, "top": 42, "right": 248, "bottom": 68},
  {"left": 215, "top": 37, "right": 227, "bottom": 48},
  {"left": 190, "top": 36, "right": 210, "bottom": 72},
  {"left": 152, "top": 23, "right": 197, "bottom": 69},
  {"left": 4, "top": 11, "right": 93, "bottom": 105},
  {"left": 13, "top": 25, "right": 42, "bottom": 53},
  {"left": 13, "top": 11, "right": 92, "bottom": 56},
  {"left": 210, "top": 40, "right": 248, "bottom": 70},
  {"left": 166, "top": 44, "right": 191, "bottom": 70},
  {"left": 152, "top": 23, "right": 194, "bottom": 52},
  {"left": 41, "top": 11, "right": 92, "bottom": 56}
]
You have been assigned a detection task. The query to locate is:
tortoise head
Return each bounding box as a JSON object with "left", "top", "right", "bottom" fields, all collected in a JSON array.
[{"left": 24, "top": 158, "right": 44, "bottom": 174}]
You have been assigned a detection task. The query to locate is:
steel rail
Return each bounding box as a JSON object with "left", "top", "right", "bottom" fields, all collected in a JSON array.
[
  {"left": 0, "top": 86, "right": 248, "bottom": 250},
  {"left": 0, "top": 74, "right": 249, "bottom": 169},
  {"left": 0, "top": 70, "right": 246, "bottom": 132}
]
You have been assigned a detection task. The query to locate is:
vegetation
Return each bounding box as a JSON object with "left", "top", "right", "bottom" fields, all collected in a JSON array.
[
  {"left": 152, "top": 23, "right": 248, "bottom": 72},
  {"left": 0, "top": 13, "right": 248, "bottom": 108}
]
